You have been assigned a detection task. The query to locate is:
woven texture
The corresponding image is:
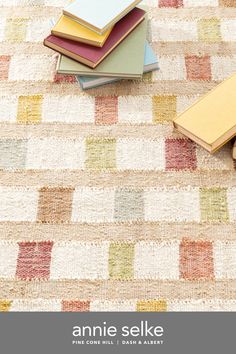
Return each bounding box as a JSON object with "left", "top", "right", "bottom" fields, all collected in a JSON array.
[{"left": 0, "top": 0, "right": 236, "bottom": 312}]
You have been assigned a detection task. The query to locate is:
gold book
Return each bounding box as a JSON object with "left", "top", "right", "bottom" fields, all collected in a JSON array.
[
  {"left": 52, "top": 15, "right": 112, "bottom": 47},
  {"left": 174, "top": 72, "right": 236, "bottom": 153}
]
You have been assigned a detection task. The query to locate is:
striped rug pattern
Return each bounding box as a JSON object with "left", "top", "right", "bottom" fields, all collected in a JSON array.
[{"left": 0, "top": 0, "right": 236, "bottom": 311}]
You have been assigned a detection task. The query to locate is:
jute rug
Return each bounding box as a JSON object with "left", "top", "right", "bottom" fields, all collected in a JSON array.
[{"left": 0, "top": 0, "right": 236, "bottom": 312}]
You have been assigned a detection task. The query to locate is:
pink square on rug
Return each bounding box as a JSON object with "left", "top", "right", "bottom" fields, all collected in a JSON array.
[
  {"left": 185, "top": 55, "right": 212, "bottom": 81},
  {"left": 16, "top": 241, "right": 53, "bottom": 280},
  {"left": 62, "top": 300, "right": 90, "bottom": 312},
  {"left": 0, "top": 56, "right": 11, "bottom": 80},
  {"left": 180, "top": 239, "right": 214, "bottom": 280},
  {"left": 53, "top": 73, "right": 77, "bottom": 83},
  {"left": 159, "top": 0, "right": 183, "bottom": 8},
  {"left": 95, "top": 96, "right": 118, "bottom": 125},
  {"left": 165, "top": 138, "right": 197, "bottom": 170}
]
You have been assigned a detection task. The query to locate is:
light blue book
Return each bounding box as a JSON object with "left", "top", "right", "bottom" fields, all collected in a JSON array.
[
  {"left": 63, "top": 0, "right": 142, "bottom": 34},
  {"left": 77, "top": 42, "right": 159, "bottom": 90}
]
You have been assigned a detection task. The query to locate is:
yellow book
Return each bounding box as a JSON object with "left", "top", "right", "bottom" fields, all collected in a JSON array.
[
  {"left": 51, "top": 15, "right": 113, "bottom": 47},
  {"left": 174, "top": 72, "right": 236, "bottom": 153}
]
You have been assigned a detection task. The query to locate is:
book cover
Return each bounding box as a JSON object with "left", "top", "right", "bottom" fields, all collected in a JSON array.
[
  {"left": 77, "top": 42, "right": 159, "bottom": 89},
  {"left": 57, "top": 17, "right": 147, "bottom": 78},
  {"left": 174, "top": 72, "right": 236, "bottom": 153},
  {"left": 51, "top": 15, "right": 113, "bottom": 47},
  {"left": 63, "top": 0, "right": 142, "bottom": 34},
  {"left": 44, "top": 7, "right": 145, "bottom": 68}
]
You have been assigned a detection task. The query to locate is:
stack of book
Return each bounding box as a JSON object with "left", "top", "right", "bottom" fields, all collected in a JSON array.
[{"left": 44, "top": 0, "right": 159, "bottom": 90}]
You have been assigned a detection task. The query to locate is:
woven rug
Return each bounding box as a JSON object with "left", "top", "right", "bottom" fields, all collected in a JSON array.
[{"left": 0, "top": 0, "right": 236, "bottom": 312}]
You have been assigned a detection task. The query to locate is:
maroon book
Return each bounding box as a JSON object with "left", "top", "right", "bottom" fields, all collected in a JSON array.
[{"left": 44, "top": 7, "right": 145, "bottom": 68}]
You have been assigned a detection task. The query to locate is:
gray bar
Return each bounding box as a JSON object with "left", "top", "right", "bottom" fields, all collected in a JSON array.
[{"left": 0, "top": 313, "right": 235, "bottom": 354}]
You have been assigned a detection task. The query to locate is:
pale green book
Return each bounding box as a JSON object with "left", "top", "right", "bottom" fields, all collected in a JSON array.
[
  {"left": 77, "top": 43, "right": 159, "bottom": 90},
  {"left": 56, "top": 18, "right": 147, "bottom": 79}
]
